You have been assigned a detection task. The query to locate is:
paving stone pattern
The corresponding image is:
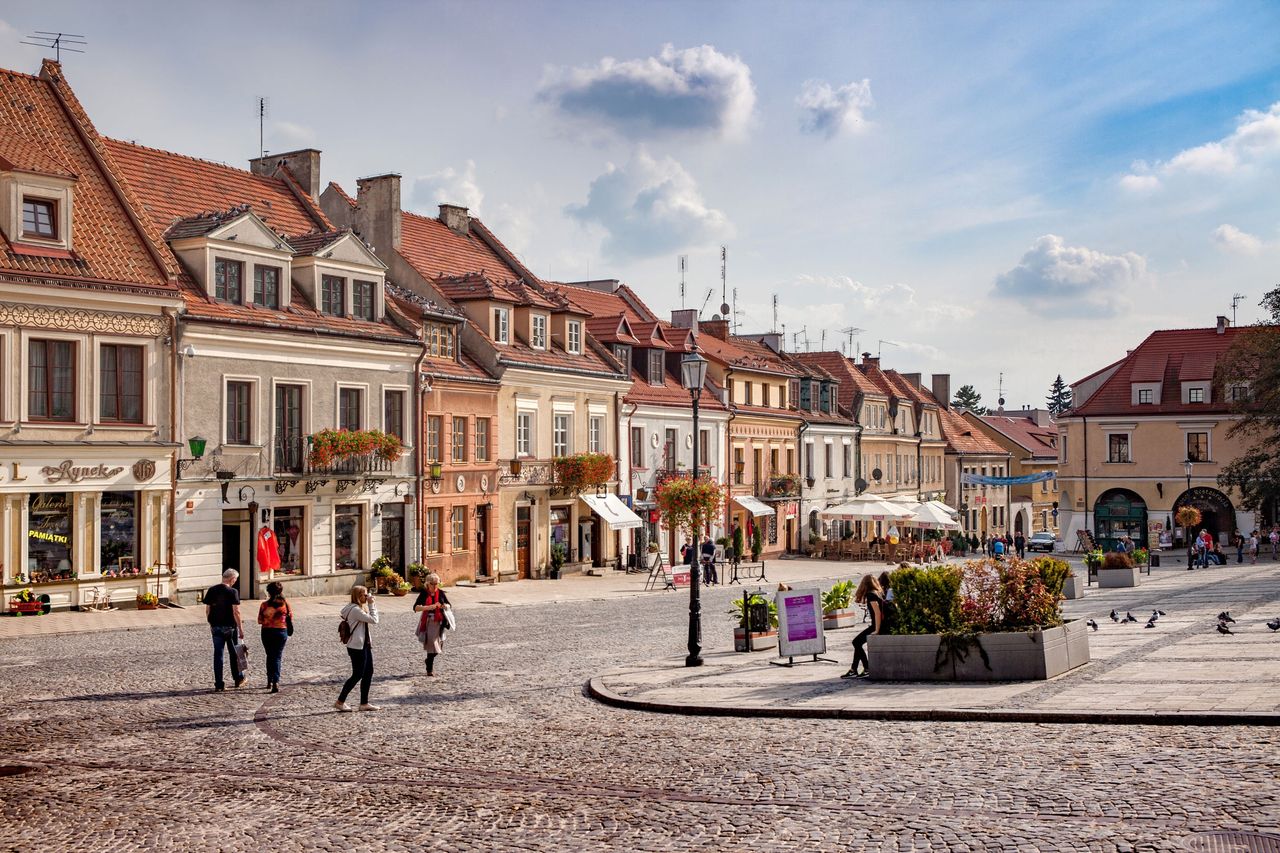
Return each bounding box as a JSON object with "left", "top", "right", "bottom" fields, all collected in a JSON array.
[{"left": 1, "top": 572, "right": 1278, "bottom": 850}]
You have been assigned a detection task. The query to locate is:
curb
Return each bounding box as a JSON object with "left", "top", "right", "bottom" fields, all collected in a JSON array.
[{"left": 585, "top": 678, "right": 1280, "bottom": 727}]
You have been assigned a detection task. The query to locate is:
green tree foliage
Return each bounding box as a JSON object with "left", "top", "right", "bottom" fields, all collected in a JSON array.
[
  {"left": 1217, "top": 286, "right": 1280, "bottom": 513},
  {"left": 1045, "top": 374, "right": 1073, "bottom": 416},
  {"left": 951, "top": 384, "right": 987, "bottom": 414}
]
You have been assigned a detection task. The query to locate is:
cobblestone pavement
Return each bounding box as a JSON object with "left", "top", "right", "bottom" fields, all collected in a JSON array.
[{"left": 2, "top": 566, "right": 1279, "bottom": 851}]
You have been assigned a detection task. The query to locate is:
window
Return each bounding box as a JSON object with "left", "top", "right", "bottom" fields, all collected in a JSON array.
[
  {"left": 1188, "top": 387, "right": 1205, "bottom": 403},
  {"left": 1187, "top": 432, "right": 1209, "bottom": 462},
  {"left": 1060, "top": 434, "right": 1068, "bottom": 463},
  {"left": 770, "top": 448, "right": 779, "bottom": 477},
  {"left": 99, "top": 344, "right": 143, "bottom": 423},
  {"left": 338, "top": 388, "right": 362, "bottom": 431},
  {"left": 805, "top": 443, "right": 814, "bottom": 479},
  {"left": 22, "top": 197, "right": 57, "bottom": 239},
  {"left": 452, "top": 416, "right": 467, "bottom": 463},
  {"left": 226, "top": 380, "right": 252, "bottom": 445},
  {"left": 383, "top": 390, "right": 405, "bottom": 442},
  {"left": 253, "top": 266, "right": 280, "bottom": 309},
  {"left": 516, "top": 412, "right": 533, "bottom": 457},
  {"left": 843, "top": 444, "right": 852, "bottom": 478},
  {"left": 630, "top": 426, "right": 644, "bottom": 469},
  {"left": 786, "top": 447, "right": 794, "bottom": 475},
  {"left": 426, "top": 416, "right": 442, "bottom": 462},
  {"left": 1108, "top": 434, "right": 1130, "bottom": 463},
  {"left": 699, "top": 429, "right": 710, "bottom": 468},
  {"left": 28, "top": 339, "right": 75, "bottom": 421},
  {"left": 475, "top": 418, "right": 490, "bottom": 462},
  {"left": 761, "top": 383, "right": 769, "bottom": 408},
  {"left": 613, "top": 344, "right": 631, "bottom": 366},
  {"left": 99, "top": 491, "right": 137, "bottom": 575},
  {"left": 531, "top": 315, "right": 548, "bottom": 349},
  {"left": 744, "top": 382, "right": 752, "bottom": 405},
  {"left": 214, "top": 258, "right": 243, "bottom": 302},
  {"left": 664, "top": 428, "right": 677, "bottom": 470},
  {"left": 567, "top": 321, "right": 582, "bottom": 355},
  {"left": 353, "top": 280, "right": 377, "bottom": 321},
  {"left": 734, "top": 447, "right": 745, "bottom": 484},
  {"left": 451, "top": 507, "right": 467, "bottom": 551},
  {"left": 1229, "top": 384, "right": 1249, "bottom": 402},
  {"left": 1138, "top": 388, "right": 1153, "bottom": 404},
  {"left": 425, "top": 507, "right": 442, "bottom": 554},
  {"left": 493, "top": 308, "right": 510, "bottom": 344},
  {"left": 274, "top": 384, "right": 305, "bottom": 473},
  {"left": 589, "top": 416, "right": 603, "bottom": 453},
  {"left": 799, "top": 381, "right": 811, "bottom": 410},
  {"left": 28, "top": 492, "right": 71, "bottom": 578},
  {"left": 825, "top": 444, "right": 834, "bottom": 478},
  {"left": 273, "top": 506, "right": 306, "bottom": 574},
  {"left": 648, "top": 350, "right": 664, "bottom": 385},
  {"left": 334, "top": 505, "right": 361, "bottom": 570},
  {"left": 425, "top": 323, "right": 456, "bottom": 358},
  {"left": 554, "top": 414, "right": 571, "bottom": 457},
  {"left": 321, "top": 275, "right": 345, "bottom": 316},
  {"left": 754, "top": 449, "right": 764, "bottom": 483}
]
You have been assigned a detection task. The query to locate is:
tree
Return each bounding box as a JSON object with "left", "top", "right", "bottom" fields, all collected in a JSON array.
[
  {"left": 951, "top": 384, "right": 987, "bottom": 414},
  {"left": 1217, "top": 286, "right": 1280, "bottom": 514},
  {"left": 1045, "top": 375, "right": 1073, "bottom": 416}
]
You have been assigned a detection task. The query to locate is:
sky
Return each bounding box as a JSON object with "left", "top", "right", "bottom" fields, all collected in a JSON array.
[{"left": 3, "top": 1, "right": 1279, "bottom": 407}]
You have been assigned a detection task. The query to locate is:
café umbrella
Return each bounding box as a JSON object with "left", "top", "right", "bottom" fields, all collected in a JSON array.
[{"left": 819, "top": 496, "right": 916, "bottom": 521}]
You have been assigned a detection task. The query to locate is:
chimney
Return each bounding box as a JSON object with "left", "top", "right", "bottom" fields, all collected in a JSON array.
[
  {"left": 932, "top": 373, "right": 951, "bottom": 409},
  {"left": 568, "top": 279, "right": 621, "bottom": 294},
  {"left": 355, "top": 174, "right": 402, "bottom": 252},
  {"left": 250, "top": 148, "right": 322, "bottom": 199},
  {"left": 902, "top": 372, "right": 922, "bottom": 388},
  {"left": 670, "top": 309, "right": 699, "bottom": 330},
  {"left": 700, "top": 318, "right": 729, "bottom": 340},
  {"left": 439, "top": 203, "right": 470, "bottom": 236},
  {"left": 757, "top": 333, "right": 782, "bottom": 353},
  {"left": 1032, "top": 408, "right": 1054, "bottom": 427},
  {"left": 1216, "top": 315, "right": 1229, "bottom": 335},
  {"left": 861, "top": 352, "right": 879, "bottom": 369}
]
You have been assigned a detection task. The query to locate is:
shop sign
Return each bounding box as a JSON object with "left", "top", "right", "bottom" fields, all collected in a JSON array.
[
  {"left": 40, "top": 460, "right": 125, "bottom": 485},
  {"left": 132, "top": 459, "right": 157, "bottom": 481}
]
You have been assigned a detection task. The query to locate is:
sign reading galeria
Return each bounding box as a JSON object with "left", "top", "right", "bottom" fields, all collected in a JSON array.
[{"left": 775, "top": 587, "right": 826, "bottom": 658}]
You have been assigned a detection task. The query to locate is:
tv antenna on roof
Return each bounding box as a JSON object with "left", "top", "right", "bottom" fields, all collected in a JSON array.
[
  {"left": 678, "top": 255, "right": 688, "bottom": 309},
  {"left": 1231, "top": 292, "right": 1247, "bottom": 326},
  {"left": 839, "top": 327, "right": 864, "bottom": 356},
  {"left": 719, "top": 247, "right": 730, "bottom": 316},
  {"left": 21, "top": 32, "right": 86, "bottom": 62},
  {"left": 256, "top": 97, "right": 270, "bottom": 159},
  {"left": 698, "top": 288, "right": 714, "bottom": 317},
  {"left": 878, "top": 339, "right": 900, "bottom": 358},
  {"left": 772, "top": 294, "right": 778, "bottom": 333}
]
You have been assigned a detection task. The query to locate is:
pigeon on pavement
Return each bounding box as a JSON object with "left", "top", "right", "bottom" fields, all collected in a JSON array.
[
  {"left": 1219, "top": 611, "right": 1236, "bottom": 624},
  {"left": 1150, "top": 610, "right": 1160, "bottom": 622},
  {"left": 1217, "top": 623, "right": 1234, "bottom": 635},
  {"left": 1266, "top": 618, "right": 1280, "bottom": 632},
  {"left": 1086, "top": 619, "right": 1099, "bottom": 631},
  {"left": 1110, "top": 609, "right": 1119, "bottom": 623},
  {"left": 1157, "top": 610, "right": 1167, "bottom": 616},
  {"left": 1124, "top": 612, "right": 1138, "bottom": 623}
]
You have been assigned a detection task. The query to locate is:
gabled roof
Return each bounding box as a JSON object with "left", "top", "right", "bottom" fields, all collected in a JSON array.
[
  {"left": 386, "top": 285, "right": 495, "bottom": 384},
  {"left": 0, "top": 62, "right": 173, "bottom": 291},
  {"left": 937, "top": 404, "right": 1007, "bottom": 455},
  {"left": 398, "top": 209, "right": 523, "bottom": 285},
  {"left": 788, "top": 352, "right": 885, "bottom": 411},
  {"left": 979, "top": 414, "right": 1059, "bottom": 460},
  {"left": 697, "top": 333, "right": 801, "bottom": 377},
  {"left": 586, "top": 314, "right": 642, "bottom": 345}
]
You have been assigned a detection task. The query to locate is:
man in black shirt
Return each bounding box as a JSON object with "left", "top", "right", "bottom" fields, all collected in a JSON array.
[{"left": 203, "top": 569, "right": 245, "bottom": 691}]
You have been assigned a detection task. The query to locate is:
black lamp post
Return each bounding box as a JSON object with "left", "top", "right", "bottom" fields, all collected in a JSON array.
[
  {"left": 1184, "top": 458, "right": 1193, "bottom": 570},
  {"left": 681, "top": 352, "right": 708, "bottom": 668}
]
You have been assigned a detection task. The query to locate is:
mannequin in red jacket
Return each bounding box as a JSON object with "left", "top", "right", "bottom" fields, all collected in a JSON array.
[{"left": 257, "top": 527, "right": 281, "bottom": 574}]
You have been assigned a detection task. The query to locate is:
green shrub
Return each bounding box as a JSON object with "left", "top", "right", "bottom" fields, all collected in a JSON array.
[
  {"left": 887, "top": 564, "right": 961, "bottom": 635},
  {"left": 727, "top": 592, "right": 778, "bottom": 629},
  {"left": 750, "top": 525, "right": 764, "bottom": 561},
  {"left": 821, "top": 580, "right": 854, "bottom": 614},
  {"left": 1029, "top": 556, "right": 1070, "bottom": 598},
  {"left": 897, "top": 558, "right": 1066, "bottom": 635}
]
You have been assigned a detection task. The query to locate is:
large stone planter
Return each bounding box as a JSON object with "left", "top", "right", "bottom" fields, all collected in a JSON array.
[
  {"left": 733, "top": 627, "right": 778, "bottom": 652},
  {"left": 868, "top": 620, "right": 1091, "bottom": 681},
  {"left": 1097, "top": 566, "right": 1140, "bottom": 588},
  {"left": 822, "top": 609, "right": 858, "bottom": 631},
  {"left": 1063, "top": 574, "right": 1085, "bottom": 600}
]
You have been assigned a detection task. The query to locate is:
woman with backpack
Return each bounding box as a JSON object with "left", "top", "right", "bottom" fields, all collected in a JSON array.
[
  {"left": 335, "top": 585, "right": 379, "bottom": 712},
  {"left": 256, "top": 581, "right": 292, "bottom": 693},
  {"left": 842, "top": 573, "right": 886, "bottom": 680},
  {"left": 413, "top": 572, "right": 451, "bottom": 677}
]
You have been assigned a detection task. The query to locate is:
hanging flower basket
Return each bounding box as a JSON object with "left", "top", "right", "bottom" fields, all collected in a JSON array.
[
  {"left": 1175, "top": 506, "right": 1202, "bottom": 528},
  {"left": 655, "top": 477, "right": 726, "bottom": 539}
]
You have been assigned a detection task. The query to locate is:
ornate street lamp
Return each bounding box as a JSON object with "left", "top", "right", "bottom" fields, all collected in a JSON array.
[
  {"left": 1184, "top": 458, "right": 1193, "bottom": 570},
  {"left": 681, "top": 352, "right": 708, "bottom": 668}
]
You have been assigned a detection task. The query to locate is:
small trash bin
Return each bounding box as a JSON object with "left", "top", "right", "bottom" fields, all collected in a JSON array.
[
  {"left": 1150, "top": 554, "right": 1160, "bottom": 568},
  {"left": 746, "top": 600, "right": 771, "bottom": 634}
]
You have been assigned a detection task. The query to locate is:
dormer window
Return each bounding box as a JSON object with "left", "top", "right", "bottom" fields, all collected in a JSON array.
[
  {"left": 613, "top": 344, "right": 630, "bottom": 365},
  {"left": 353, "top": 280, "right": 376, "bottom": 321},
  {"left": 799, "top": 381, "right": 811, "bottom": 411},
  {"left": 254, "top": 266, "right": 280, "bottom": 309},
  {"left": 648, "top": 349, "right": 664, "bottom": 385},
  {"left": 214, "top": 258, "right": 244, "bottom": 302},
  {"left": 321, "top": 275, "right": 345, "bottom": 316},
  {"left": 425, "top": 323, "right": 456, "bottom": 359},
  {"left": 493, "top": 308, "right": 510, "bottom": 344},
  {"left": 1188, "top": 387, "right": 1204, "bottom": 403},
  {"left": 567, "top": 321, "right": 582, "bottom": 355},
  {"left": 531, "top": 314, "right": 547, "bottom": 349},
  {"left": 22, "top": 198, "right": 57, "bottom": 239},
  {"left": 1138, "top": 389, "right": 1153, "bottom": 404}
]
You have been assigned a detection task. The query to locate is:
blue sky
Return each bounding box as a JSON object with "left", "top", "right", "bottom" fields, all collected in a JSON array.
[{"left": 3, "top": 0, "right": 1278, "bottom": 407}]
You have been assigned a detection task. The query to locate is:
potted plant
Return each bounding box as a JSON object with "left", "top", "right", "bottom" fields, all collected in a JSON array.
[
  {"left": 370, "top": 555, "right": 396, "bottom": 592},
  {"left": 407, "top": 562, "right": 427, "bottom": 590},
  {"left": 731, "top": 526, "right": 745, "bottom": 565},
  {"left": 1097, "top": 551, "right": 1140, "bottom": 588},
  {"left": 728, "top": 592, "right": 778, "bottom": 651},
  {"left": 8, "top": 587, "right": 44, "bottom": 616},
  {"left": 1132, "top": 547, "right": 1149, "bottom": 566},
  {"left": 821, "top": 579, "right": 857, "bottom": 629},
  {"left": 750, "top": 525, "right": 764, "bottom": 562},
  {"left": 549, "top": 542, "right": 566, "bottom": 580},
  {"left": 136, "top": 592, "right": 159, "bottom": 610},
  {"left": 392, "top": 577, "right": 411, "bottom": 596}
]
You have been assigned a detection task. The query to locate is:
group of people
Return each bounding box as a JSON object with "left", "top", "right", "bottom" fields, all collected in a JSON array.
[
  {"left": 202, "top": 568, "right": 452, "bottom": 710},
  {"left": 1190, "top": 528, "right": 1278, "bottom": 568},
  {"left": 680, "top": 536, "right": 720, "bottom": 586}
]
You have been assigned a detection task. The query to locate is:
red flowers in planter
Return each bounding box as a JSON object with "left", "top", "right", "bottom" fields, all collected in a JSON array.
[
  {"left": 552, "top": 452, "right": 615, "bottom": 495},
  {"left": 308, "top": 429, "right": 404, "bottom": 468}
]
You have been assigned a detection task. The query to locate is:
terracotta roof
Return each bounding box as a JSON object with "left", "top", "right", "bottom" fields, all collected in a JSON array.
[
  {"left": 398, "top": 209, "right": 523, "bottom": 285},
  {"left": 788, "top": 352, "right": 885, "bottom": 409},
  {"left": 697, "top": 333, "right": 801, "bottom": 376},
  {"left": 0, "top": 62, "right": 172, "bottom": 290},
  {"left": 163, "top": 205, "right": 258, "bottom": 240},
  {"left": 386, "top": 289, "right": 495, "bottom": 383},
  {"left": 979, "top": 414, "right": 1059, "bottom": 460},
  {"left": 586, "top": 314, "right": 641, "bottom": 344},
  {"left": 625, "top": 369, "right": 726, "bottom": 408},
  {"left": 287, "top": 229, "right": 355, "bottom": 257},
  {"left": 937, "top": 404, "right": 1007, "bottom": 455},
  {"left": 1129, "top": 352, "right": 1167, "bottom": 382},
  {"left": 105, "top": 138, "right": 329, "bottom": 239},
  {"left": 1068, "top": 327, "right": 1256, "bottom": 416}
]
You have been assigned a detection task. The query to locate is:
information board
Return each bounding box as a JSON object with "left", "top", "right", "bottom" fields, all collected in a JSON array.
[
  {"left": 775, "top": 588, "right": 826, "bottom": 658},
  {"left": 672, "top": 565, "right": 691, "bottom": 588}
]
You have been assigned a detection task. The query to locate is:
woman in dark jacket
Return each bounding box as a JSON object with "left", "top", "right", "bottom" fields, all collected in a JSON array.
[
  {"left": 413, "top": 573, "right": 451, "bottom": 676},
  {"left": 842, "top": 574, "right": 885, "bottom": 679}
]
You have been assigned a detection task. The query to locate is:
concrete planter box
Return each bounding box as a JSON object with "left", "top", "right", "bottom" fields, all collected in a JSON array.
[
  {"left": 1097, "top": 566, "right": 1141, "bottom": 588},
  {"left": 1063, "top": 575, "right": 1085, "bottom": 600},
  {"left": 822, "top": 609, "right": 858, "bottom": 631},
  {"left": 733, "top": 627, "right": 778, "bottom": 652},
  {"left": 868, "top": 620, "right": 1090, "bottom": 681}
]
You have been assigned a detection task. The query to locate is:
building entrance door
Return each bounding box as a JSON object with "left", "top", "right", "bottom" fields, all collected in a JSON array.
[
  {"left": 221, "top": 522, "right": 246, "bottom": 598},
  {"left": 380, "top": 504, "right": 405, "bottom": 572},
  {"left": 475, "top": 504, "right": 490, "bottom": 577},
  {"left": 516, "top": 507, "right": 531, "bottom": 580}
]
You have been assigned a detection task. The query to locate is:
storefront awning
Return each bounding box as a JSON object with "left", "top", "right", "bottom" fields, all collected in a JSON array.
[
  {"left": 732, "top": 495, "right": 776, "bottom": 517},
  {"left": 579, "top": 493, "right": 642, "bottom": 530}
]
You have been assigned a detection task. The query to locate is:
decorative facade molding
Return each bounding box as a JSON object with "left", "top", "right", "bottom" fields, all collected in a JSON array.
[{"left": 0, "top": 301, "right": 167, "bottom": 337}]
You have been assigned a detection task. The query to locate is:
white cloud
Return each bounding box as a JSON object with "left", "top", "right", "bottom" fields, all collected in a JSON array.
[
  {"left": 537, "top": 44, "right": 756, "bottom": 140},
  {"left": 1121, "top": 101, "right": 1280, "bottom": 190},
  {"left": 1211, "top": 223, "right": 1263, "bottom": 255},
  {"left": 801, "top": 275, "right": 975, "bottom": 326},
  {"left": 992, "top": 234, "right": 1148, "bottom": 316},
  {"left": 796, "top": 79, "right": 874, "bottom": 139},
  {"left": 565, "top": 151, "right": 732, "bottom": 260},
  {"left": 410, "top": 160, "right": 484, "bottom": 214},
  {"left": 270, "top": 120, "right": 315, "bottom": 148}
]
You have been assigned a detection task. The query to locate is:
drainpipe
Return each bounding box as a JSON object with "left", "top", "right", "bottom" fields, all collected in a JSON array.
[
  {"left": 165, "top": 308, "right": 178, "bottom": 601},
  {"left": 414, "top": 328, "right": 428, "bottom": 569},
  {"left": 1081, "top": 415, "right": 1089, "bottom": 537},
  {"left": 724, "top": 368, "right": 736, "bottom": 536}
]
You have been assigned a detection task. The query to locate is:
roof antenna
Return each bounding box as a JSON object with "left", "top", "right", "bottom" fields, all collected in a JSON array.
[
  {"left": 257, "top": 97, "right": 270, "bottom": 159},
  {"left": 780, "top": 322, "right": 787, "bottom": 351},
  {"left": 699, "top": 288, "right": 714, "bottom": 318},
  {"left": 997, "top": 372, "right": 1006, "bottom": 411},
  {"left": 679, "top": 255, "right": 688, "bottom": 309},
  {"left": 878, "top": 339, "right": 900, "bottom": 358},
  {"left": 820, "top": 329, "right": 826, "bottom": 351},
  {"left": 771, "top": 294, "right": 778, "bottom": 333},
  {"left": 719, "top": 246, "right": 728, "bottom": 318},
  {"left": 839, "top": 326, "right": 864, "bottom": 356},
  {"left": 21, "top": 32, "right": 86, "bottom": 62},
  {"left": 1231, "top": 292, "right": 1246, "bottom": 326}
]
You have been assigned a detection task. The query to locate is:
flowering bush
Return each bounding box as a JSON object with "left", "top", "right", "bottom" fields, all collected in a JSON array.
[
  {"left": 552, "top": 452, "right": 615, "bottom": 495},
  {"left": 136, "top": 592, "right": 159, "bottom": 606},
  {"left": 309, "top": 429, "right": 403, "bottom": 468},
  {"left": 892, "top": 557, "right": 1067, "bottom": 635},
  {"left": 655, "top": 476, "right": 726, "bottom": 540},
  {"left": 766, "top": 475, "right": 800, "bottom": 497},
  {"left": 14, "top": 587, "right": 36, "bottom": 603}
]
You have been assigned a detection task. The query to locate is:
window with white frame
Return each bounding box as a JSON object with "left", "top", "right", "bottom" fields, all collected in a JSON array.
[
  {"left": 475, "top": 418, "right": 490, "bottom": 461},
  {"left": 516, "top": 411, "right": 533, "bottom": 457},
  {"left": 1188, "top": 387, "right": 1205, "bottom": 403},
  {"left": 426, "top": 507, "right": 442, "bottom": 554},
  {"left": 648, "top": 350, "right": 664, "bottom": 385},
  {"left": 553, "top": 414, "right": 571, "bottom": 457},
  {"left": 338, "top": 387, "right": 362, "bottom": 431},
  {"left": 1138, "top": 388, "right": 1154, "bottom": 404},
  {"left": 589, "top": 416, "right": 603, "bottom": 453},
  {"left": 226, "top": 380, "right": 253, "bottom": 445},
  {"left": 531, "top": 315, "right": 548, "bottom": 349},
  {"left": 493, "top": 307, "right": 510, "bottom": 344},
  {"left": 452, "top": 416, "right": 467, "bottom": 463},
  {"left": 567, "top": 321, "right": 582, "bottom": 355},
  {"left": 426, "top": 415, "right": 442, "bottom": 462},
  {"left": 383, "top": 390, "right": 405, "bottom": 443},
  {"left": 451, "top": 506, "right": 467, "bottom": 550}
]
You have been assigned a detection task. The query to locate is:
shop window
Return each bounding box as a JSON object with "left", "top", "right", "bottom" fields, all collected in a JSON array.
[
  {"left": 28, "top": 339, "right": 76, "bottom": 421},
  {"left": 451, "top": 506, "right": 466, "bottom": 550},
  {"left": 334, "top": 505, "right": 362, "bottom": 570},
  {"left": 214, "top": 258, "right": 243, "bottom": 303},
  {"left": 426, "top": 507, "right": 442, "bottom": 554},
  {"left": 475, "top": 418, "right": 490, "bottom": 462},
  {"left": 99, "top": 344, "right": 143, "bottom": 423},
  {"left": 27, "top": 492, "right": 72, "bottom": 581},
  {"left": 99, "top": 491, "right": 137, "bottom": 575},
  {"left": 550, "top": 506, "right": 571, "bottom": 556},
  {"left": 273, "top": 507, "right": 306, "bottom": 575}
]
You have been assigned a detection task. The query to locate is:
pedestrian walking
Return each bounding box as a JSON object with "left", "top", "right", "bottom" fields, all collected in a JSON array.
[
  {"left": 842, "top": 574, "right": 885, "bottom": 679},
  {"left": 700, "top": 535, "right": 717, "bottom": 586},
  {"left": 203, "top": 569, "right": 245, "bottom": 692},
  {"left": 413, "top": 573, "right": 451, "bottom": 677},
  {"left": 1248, "top": 531, "right": 1259, "bottom": 564},
  {"left": 1269, "top": 528, "right": 1278, "bottom": 560},
  {"left": 1233, "top": 530, "right": 1244, "bottom": 564},
  {"left": 992, "top": 537, "right": 1006, "bottom": 560},
  {"left": 257, "top": 581, "right": 292, "bottom": 693},
  {"left": 1014, "top": 532, "right": 1026, "bottom": 559},
  {"left": 335, "top": 585, "right": 379, "bottom": 712}
]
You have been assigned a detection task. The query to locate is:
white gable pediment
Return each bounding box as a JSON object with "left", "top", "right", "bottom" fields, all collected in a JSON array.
[
  {"left": 207, "top": 211, "right": 291, "bottom": 252},
  {"left": 314, "top": 232, "right": 387, "bottom": 270}
]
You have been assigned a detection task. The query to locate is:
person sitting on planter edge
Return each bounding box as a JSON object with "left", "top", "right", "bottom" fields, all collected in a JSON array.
[{"left": 842, "top": 574, "right": 886, "bottom": 680}]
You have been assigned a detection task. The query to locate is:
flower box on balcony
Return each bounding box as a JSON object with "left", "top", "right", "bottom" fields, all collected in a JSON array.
[{"left": 307, "top": 429, "right": 403, "bottom": 473}]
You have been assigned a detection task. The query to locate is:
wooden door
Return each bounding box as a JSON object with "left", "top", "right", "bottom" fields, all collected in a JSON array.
[
  {"left": 475, "top": 505, "right": 489, "bottom": 577},
  {"left": 516, "top": 506, "right": 531, "bottom": 580}
]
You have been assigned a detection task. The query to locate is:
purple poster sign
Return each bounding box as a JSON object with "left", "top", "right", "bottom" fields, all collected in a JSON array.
[{"left": 784, "top": 593, "right": 818, "bottom": 641}]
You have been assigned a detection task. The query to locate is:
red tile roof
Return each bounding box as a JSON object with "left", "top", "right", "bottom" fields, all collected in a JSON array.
[
  {"left": 788, "top": 352, "right": 885, "bottom": 409},
  {"left": 697, "top": 333, "right": 801, "bottom": 376},
  {"left": 398, "top": 210, "right": 522, "bottom": 285},
  {"left": 0, "top": 62, "right": 173, "bottom": 291},
  {"left": 937, "top": 404, "right": 1007, "bottom": 455},
  {"left": 1068, "top": 327, "right": 1254, "bottom": 416},
  {"left": 979, "top": 414, "right": 1059, "bottom": 460}
]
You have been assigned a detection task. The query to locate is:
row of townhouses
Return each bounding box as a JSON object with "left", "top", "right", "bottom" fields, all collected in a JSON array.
[{"left": 3, "top": 60, "right": 1038, "bottom": 611}]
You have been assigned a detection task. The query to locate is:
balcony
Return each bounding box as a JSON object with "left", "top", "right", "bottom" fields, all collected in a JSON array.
[
  {"left": 756, "top": 475, "right": 800, "bottom": 499},
  {"left": 273, "top": 434, "right": 394, "bottom": 477}
]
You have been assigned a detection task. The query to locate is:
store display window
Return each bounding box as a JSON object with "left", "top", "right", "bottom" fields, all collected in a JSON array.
[
  {"left": 28, "top": 492, "right": 72, "bottom": 582},
  {"left": 274, "top": 507, "right": 306, "bottom": 575},
  {"left": 334, "top": 505, "right": 362, "bottom": 570},
  {"left": 100, "top": 491, "right": 138, "bottom": 576}
]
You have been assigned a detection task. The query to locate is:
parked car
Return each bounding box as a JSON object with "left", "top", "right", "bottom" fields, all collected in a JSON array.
[{"left": 1027, "top": 531, "right": 1057, "bottom": 552}]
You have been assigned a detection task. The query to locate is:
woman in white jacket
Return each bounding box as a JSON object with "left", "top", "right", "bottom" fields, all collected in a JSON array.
[{"left": 335, "top": 585, "right": 380, "bottom": 712}]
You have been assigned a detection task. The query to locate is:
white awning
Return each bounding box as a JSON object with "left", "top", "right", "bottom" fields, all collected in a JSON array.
[
  {"left": 579, "top": 493, "right": 642, "bottom": 530},
  {"left": 732, "top": 495, "right": 776, "bottom": 517}
]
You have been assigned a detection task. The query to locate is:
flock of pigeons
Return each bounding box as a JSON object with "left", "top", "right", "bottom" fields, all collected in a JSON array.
[{"left": 1083, "top": 609, "right": 1280, "bottom": 635}]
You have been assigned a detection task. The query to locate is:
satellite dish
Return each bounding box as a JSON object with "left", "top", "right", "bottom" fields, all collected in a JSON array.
[
  {"left": 719, "top": 302, "right": 730, "bottom": 315},
  {"left": 711, "top": 313, "right": 721, "bottom": 320},
  {"left": 998, "top": 397, "right": 1006, "bottom": 407},
  {"left": 871, "top": 468, "right": 883, "bottom": 481}
]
